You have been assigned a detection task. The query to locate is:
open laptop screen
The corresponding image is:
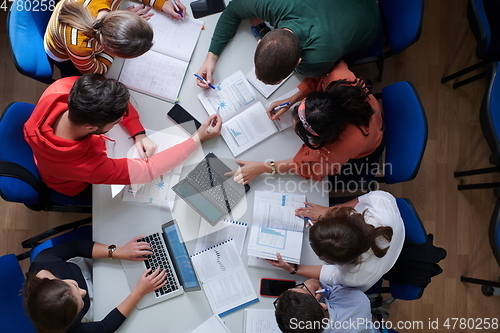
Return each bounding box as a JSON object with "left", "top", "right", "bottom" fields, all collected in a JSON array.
[
  {"left": 162, "top": 220, "right": 201, "bottom": 291},
  {"left": 174, "top": 179, "right": 225, "bottom": 223}
]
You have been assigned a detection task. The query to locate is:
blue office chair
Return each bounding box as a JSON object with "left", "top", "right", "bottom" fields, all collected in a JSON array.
[
  {"left": 345, "top": 0, "right": 424, "bottom": 82},
  {"left": 7, "top": 0, "right": 54, "bottom": 84},
  {"left": 454, "top": 62, "right": 500, "bottom": 190},
  {"left": 441, "top": 0, "right": 500, "bottom": 89},
  {"left": 329, "top": 81, "right": 427, "bottom": 195},
  {"left": 368, "top": 198, "right": 445, "bottom": 320},
  {"left": 0, "top": 102, "right": 91, "bottom": 212},
  {"left": 376, "top": 81, "right": 428, "bottom": 185},
  {"left": 0, "top": 218, "right": 91, "bottom": 332},
  {"left": 460, "top": 188, "right": 500, "bottom": 296}
]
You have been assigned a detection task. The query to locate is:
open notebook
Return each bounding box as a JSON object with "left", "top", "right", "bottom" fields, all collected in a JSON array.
[
  {"left": 118, "top": 10, "right": 203, "bottom": 102},
  {"left": 198, "top": 71, "right": 293, "bottom": 156}
]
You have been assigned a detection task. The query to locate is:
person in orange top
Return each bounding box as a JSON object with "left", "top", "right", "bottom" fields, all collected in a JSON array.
[
  {"left": 45, "top": 0, "right": 186, "bottom": 76},
  {"left": 227, "top": 61, "right": 384, "bottom": 183}
]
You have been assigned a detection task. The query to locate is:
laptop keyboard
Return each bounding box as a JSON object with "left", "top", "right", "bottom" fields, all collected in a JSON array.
[
  {"left": 139, "top": 233, "right": 180, "bottom": 298},
  {"left": 189, "top": 160, "right": 242, "bottom": 208}
]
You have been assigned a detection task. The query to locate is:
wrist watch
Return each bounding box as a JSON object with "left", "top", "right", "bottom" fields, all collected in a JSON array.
[
  {"left": 269, "top": 161, "right": 277, "bottom": 175},
  {"left": 289, "top": 263, "right": 298, "bottom": 275},
  {"left": 108, "top": 244, "right": 117, "bottom": 259},
  {"left": 251, "top": 22, "right": 268, "bottom": 37}
]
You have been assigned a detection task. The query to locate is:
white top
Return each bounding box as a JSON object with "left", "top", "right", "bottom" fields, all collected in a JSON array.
[{"left": 319, "top": 191, "right": 405, "bottom": 292}]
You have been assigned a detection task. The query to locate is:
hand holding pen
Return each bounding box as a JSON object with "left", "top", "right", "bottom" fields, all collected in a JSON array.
[
  {"left": 162, "top": 0, "right": 185, "bottom": 19},
  {"left": 207, "top": 106, "right": 220, "bottom": 133},
  {"left": 266, "top": 99, "right": 293, "bottom": 121},
  {"left": 194, "top": 73, "right": 217, "bottom": 90}
]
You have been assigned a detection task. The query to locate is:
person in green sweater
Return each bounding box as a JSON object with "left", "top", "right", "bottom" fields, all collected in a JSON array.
[{"left": 195, "top": 0, "right": 380, "bottom": 87}]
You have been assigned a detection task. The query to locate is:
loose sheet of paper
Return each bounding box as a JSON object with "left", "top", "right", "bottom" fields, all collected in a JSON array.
[{"left": 244, "top": 309, "right": 280, "bottom": 333}]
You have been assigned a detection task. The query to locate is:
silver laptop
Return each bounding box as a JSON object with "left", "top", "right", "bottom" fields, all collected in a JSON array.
[
  {"left": 172, "top": 152, "right": 250, "bottom": 226},
  {"left": 121, "top": 219, "right": 200, "bottom": 309}
]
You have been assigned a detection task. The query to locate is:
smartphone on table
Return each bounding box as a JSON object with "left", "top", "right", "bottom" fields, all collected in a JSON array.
[
  {"left": 260, "top": 278, "right": 296, "bottom": 297},
  {"left": 167, "top": 104, "right": 201, "bottom": 135}
]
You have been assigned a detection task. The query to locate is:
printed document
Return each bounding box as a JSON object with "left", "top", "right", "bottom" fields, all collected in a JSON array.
[{"left": 247, "top": 191, "right": 306, "bottom": 264}]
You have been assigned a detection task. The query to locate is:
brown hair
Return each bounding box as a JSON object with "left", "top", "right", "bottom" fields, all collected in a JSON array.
[
  {"left": 254, "top": 29, "right": 300, "bottom": 84},
  {"left": 59, "top": 0, "right": 153, "bottom": 58},
  {"left": 309, "top": 206, "right": 393, "bottom": 265},
  {"left": 24, "top": 273, "right": 79, "bottom": 333}
]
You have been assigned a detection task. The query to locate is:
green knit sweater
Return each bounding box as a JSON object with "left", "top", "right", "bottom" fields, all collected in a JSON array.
[{"left": 209, "top": 0, "right": 380, "bottom": 78}]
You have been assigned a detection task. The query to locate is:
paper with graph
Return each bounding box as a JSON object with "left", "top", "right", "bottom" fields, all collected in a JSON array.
[
  {"left": 198, "top": 71, "right": 284, "bottom": 156},
  {"left": 247, "top": 191, "right": 306, "bottom": 264},
  {"left": 118, "top": 10, "right": 203, "bottom": 102}
]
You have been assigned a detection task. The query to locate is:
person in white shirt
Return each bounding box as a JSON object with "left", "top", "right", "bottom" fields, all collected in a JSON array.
[{"left": 267, "top": 191, "right": 405, "bottom": 292}]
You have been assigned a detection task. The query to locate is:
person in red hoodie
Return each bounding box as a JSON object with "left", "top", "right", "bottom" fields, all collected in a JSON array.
[{"left": 24, "top": 73, "right": 221, "bottom": 196}]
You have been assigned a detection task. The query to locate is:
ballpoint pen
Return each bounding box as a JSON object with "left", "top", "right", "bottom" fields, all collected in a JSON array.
[
  {"left": 206, "top": 106, "right": 220, "bottom": 133},
  {"left": 272, "top": 102, "right": 291, "bottom": 111},
  {"left": 194, "top": 73, "right": 217, "bottom": 90},
  {"left": 315, "top": 288, "right": 329, "bottom": 294},
  {"left": 171, "top": 0, "right": 183, "bottom": 18}
]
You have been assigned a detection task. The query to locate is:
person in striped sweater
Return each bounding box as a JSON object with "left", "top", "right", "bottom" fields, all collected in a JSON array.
[{"left": 45, "top": 0, "right": 186, "bottom": 76}]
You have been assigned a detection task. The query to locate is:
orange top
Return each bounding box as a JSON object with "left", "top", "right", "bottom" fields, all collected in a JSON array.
[{"left": 293, "top": 61, "right": 383, "bottom": 181}]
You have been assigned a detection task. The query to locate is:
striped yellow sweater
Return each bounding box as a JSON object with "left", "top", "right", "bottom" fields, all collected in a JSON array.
[{"left": 44, "top": 0, "right": 167, "bottom": 74}]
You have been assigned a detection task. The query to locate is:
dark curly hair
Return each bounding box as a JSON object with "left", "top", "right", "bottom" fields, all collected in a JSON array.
[{"left": 292, "top": 79, "right": 374, "bottom": 150}]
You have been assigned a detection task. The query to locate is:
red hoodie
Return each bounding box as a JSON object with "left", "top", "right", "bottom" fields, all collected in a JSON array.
[{"left": 24, "top": 77, "right": 198, "bottom": 196}]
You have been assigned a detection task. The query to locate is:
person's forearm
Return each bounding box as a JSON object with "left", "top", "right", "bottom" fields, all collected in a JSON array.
[
  {"left": 92, "top": 242, "right": 135, "bottom": 260},
  {"left": 116, "top": 290, "right": 143, "bottom": 318},
  {"left": 335, "top": 198, "right": 359, "bottom": 208},
  {"left": 287, "top": 265, "right": 322, "bottom": 279}
]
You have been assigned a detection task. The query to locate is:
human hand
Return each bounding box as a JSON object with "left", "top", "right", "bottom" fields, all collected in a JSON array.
[
  {"left": 265, "top": 253, "right": 295, "bottom": 272},
  {"left": 134, "top": 134, "right": 157, "bottom": 161},
  {"left": 266, "top": 98, "right": 293, "bottom": 121},
  {"left": 295, "top": 202, "right": 331, "bottom": 222},
  {"left": 224, "top": 160, "right": 268, "bottom": 184},
  {"left": 195, "top": 114, "right": 222, "bottom": 143},
  {"left": 196, "top": 53, "right": 218, "bottom": 88},
  {"left": 125, "top": 4, "right": 154, "bottom": 20},
  {"left": 114, "top": 236, "right": 153, "bottom": 261},
  {"left": 134, "top": 268, "right": 167, "bottom": 296},
  {"left": 161, "top": 0, "right": 186, "bottom": 19}
]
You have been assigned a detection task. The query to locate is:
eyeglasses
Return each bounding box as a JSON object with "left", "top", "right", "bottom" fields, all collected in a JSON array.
[{"left": 273, "top": 282, "right": 315, "bottom": 309}]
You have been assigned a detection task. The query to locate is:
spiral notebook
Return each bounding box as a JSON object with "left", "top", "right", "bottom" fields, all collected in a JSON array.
[
  {"left": 195, "top": 218, "right": 248, "bottom": 255},
  {"left": 190, "top": 240, "right": 259, "bottom": 316}
]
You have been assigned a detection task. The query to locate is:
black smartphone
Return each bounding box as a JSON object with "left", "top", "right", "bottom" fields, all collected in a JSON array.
[
  {"left": 167, "top": 104, "right": 201, "bottom": 135},
  {"left": 260, "top": 278, "right": 296, "bottom": 297}
]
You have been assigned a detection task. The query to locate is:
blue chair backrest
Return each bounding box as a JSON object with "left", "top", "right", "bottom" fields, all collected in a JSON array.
[
  {"left": 382, "top": 81, "right": 428, "bottom": 184},
  {"left": 0, "top": 102, "right": 41, "bottom": 204},
  {"left": 480, "top": 62, "right": 500, "bottom": 157},
  {"left": 391, "top": 198, "right": 427, "bottom": 300},
  {"left": 490, "top": 197, "right": 500, "bottom": 267},
  {"left": 0, "top": 254, "right": 36, "bottom": 333},
  {"left": 30, "top": 225, "right": 93, "bottom": 261},
  {"left": 7, "top": 0, "right": 54, "bottom": 84},
  {"left": 379, "top": 0, "right": 424, "bottom": 55}
]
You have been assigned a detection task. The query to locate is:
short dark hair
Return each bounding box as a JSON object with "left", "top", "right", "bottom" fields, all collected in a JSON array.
[
  {"left": 24, "top": 273, "right": 79, "bottom": 333},
  {"left": 292, "top": 79, "right": 374, "bottom": 150},
  {"left": 275, "top": 290, "right": 326, "bottom": 333},
  {"left": 309, "top": 207, "right": 393, "bottom": 265},
  {"left": 68, "top": 73, "right": 130, "bottom": 128},
  {"left": 254, "top": 29, "right": 300, "bottom": 84}
]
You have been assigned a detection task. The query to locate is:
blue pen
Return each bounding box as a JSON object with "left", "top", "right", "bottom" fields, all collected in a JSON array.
[
  {"left": 272, "top": 102, "right": 291, "bottom": 111},
  {"left": 304, "top": 217, "right": 315, "bottom": 227},
  {"left": 171, "top": 0, "right": 183, "bottom": 18},
  {"left": 315, "top": 288, "right": 329, "bottom": 294},
  {"left": 194, "top": 73, "right": 217, "bottom": 90}
]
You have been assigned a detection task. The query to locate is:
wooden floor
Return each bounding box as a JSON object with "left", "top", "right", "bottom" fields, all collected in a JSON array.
[{"left": 1, "top": 1, "right": 500, "bottom": 331}]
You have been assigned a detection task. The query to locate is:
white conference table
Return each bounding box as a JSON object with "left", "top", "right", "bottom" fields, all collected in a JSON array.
[{"left": 93, "top": 3, "right": 328, "bottom": 332}]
